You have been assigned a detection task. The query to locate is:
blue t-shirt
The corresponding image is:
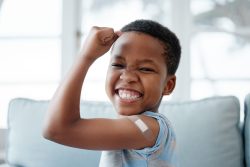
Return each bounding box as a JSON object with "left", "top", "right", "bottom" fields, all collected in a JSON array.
[{"left": 99, "top": 111, "right": 178, "bottom": 167}]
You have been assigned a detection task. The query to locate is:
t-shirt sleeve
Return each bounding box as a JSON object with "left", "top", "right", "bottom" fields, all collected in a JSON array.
[{"left": 133, "top": 111, "right": 170, "bottom": 158}]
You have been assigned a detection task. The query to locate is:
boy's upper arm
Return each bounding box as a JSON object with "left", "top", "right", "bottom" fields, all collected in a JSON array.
[{"left": 53, "top": 115, "right": 159, "bottom": 150}]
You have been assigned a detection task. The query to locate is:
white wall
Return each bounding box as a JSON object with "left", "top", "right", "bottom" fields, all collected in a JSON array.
[{"left": 0, "top": 6, "right": 6, "bottom": 162}]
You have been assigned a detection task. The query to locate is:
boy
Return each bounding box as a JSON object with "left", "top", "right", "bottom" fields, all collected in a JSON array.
[{"left": 43, "top": 19, "right": 181, "bottom": 167}]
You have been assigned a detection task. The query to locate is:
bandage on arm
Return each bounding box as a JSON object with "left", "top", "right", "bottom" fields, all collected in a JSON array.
[{"left": 127, "top": 115, "right": 154, "bottom": 142}]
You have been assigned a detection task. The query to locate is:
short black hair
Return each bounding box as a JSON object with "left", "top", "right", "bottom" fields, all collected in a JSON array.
[{"left": 121, "top": 19, "right": 181, "bottom": 75}]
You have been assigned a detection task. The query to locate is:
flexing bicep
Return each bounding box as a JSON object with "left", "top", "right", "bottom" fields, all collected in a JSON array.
[{"left": 47, "top": 116, "right": 159, "bottom": 150}]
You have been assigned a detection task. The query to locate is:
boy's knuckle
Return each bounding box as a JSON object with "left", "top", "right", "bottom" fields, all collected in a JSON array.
[
  {"left": 92, "top": 26, "right": 99, "bottom": 29},
  {"left": 90, "top": 26, "right": 100, "bottom": 34}
]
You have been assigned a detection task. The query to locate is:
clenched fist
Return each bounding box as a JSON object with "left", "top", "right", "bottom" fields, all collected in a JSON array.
[{"left": 79, "top": 26, "right": 121, "bottom": 61}]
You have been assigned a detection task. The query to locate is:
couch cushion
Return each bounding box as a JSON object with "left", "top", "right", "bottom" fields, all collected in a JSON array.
[
  {"left": 160, "top": 96, "right": 244, "bottom": 167},
  {"left": 244, "top": 93, "right": 250, "bottom": 167},
  {"left": 7, "top": 98, "right": 115, "bottom": 167},
  {"left": 7, "top": 96, "right": 244, "bottom": 167}
]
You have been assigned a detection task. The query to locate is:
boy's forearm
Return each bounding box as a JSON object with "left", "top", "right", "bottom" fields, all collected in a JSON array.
[
  {"left": 43, "top": 26, "right": 118, "bottom": 140},
  {"left": 44, "top": 54, "right": 95, "bottom": 132},
  {"left": 53, "top": 55, "right": 94, "bottom": 113}
]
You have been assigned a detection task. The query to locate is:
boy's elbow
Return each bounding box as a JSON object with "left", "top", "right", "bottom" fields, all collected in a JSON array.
[
  {"left": 42, "top": 124, "right": 63, "bottom": 142},
  {"left": 43, "top": 126, "right": 55, "bottom": 141}
]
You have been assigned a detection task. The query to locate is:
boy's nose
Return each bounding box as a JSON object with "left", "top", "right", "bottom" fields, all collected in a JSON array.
[{"left": 119, "top": 70, "right": 139, "bottom": 83}]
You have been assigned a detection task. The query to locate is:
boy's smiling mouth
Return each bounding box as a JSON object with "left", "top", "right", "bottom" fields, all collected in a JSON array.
[{"left": 115, "top": 88, "right": 143, "bottom": 101}]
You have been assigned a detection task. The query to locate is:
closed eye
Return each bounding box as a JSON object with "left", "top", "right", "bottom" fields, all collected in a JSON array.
[
  {"left": 139, "top": 67, "right": 155, "bottom": 73},
  {"left": 111, "top": 63, "right": 125, "bottom": 69}
]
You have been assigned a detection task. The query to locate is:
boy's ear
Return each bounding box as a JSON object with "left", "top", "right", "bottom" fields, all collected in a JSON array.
[{"left": 163, "top": 75, "right": 176, "bottom": 95}]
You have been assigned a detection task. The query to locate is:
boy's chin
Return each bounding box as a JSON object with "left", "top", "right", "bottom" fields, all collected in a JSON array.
[{"left": 115, "top": 106, "right": 143, "bottom": 116}]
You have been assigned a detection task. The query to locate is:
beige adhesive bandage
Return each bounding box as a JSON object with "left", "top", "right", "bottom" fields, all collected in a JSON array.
[{"left": 128, "top": 115, "right": 154, "bottom": 142}]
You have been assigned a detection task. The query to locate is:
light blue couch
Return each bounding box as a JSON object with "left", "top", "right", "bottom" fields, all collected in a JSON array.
[{"left": 1, "top": 94, "right": 250, "bottom": 167}]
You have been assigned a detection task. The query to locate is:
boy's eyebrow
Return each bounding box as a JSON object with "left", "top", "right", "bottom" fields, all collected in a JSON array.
[
  {"left": 138, "top": 59, "right": 156, "bottom": 64},
  {"left": 112, "top": 55, "right": 125, "bottom": 61},
  {"left": 112, "top": 55, "right": 157, "bottom": 65}
]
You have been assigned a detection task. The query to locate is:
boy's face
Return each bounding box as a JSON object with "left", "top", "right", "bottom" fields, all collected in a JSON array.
[{"left": 105, "top": 32, "right": 176, "bottom": 116}]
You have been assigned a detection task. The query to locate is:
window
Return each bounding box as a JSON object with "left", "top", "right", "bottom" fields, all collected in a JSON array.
[
  {"left": 190, "top": 0, "right": 250, "bottom": 103},
  {"left": 0, "top": 0, "right": 61, "bottom": 128}
]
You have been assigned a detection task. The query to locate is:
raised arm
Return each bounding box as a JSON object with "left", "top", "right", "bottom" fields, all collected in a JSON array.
[{"left": 43, "top": 27, "right": 159, "bottom": 150}]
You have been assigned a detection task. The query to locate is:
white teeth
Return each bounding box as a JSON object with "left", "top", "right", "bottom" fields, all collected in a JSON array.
[{"left": 118, "top": 89, "right": 141, "bottom": 100}]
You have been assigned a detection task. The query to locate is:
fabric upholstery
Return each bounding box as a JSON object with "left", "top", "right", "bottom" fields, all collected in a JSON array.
[
  {"left": 6, "top": 96, "right": 244, "bottom": 167},
  {"left": 244, "top": 93, "right": 250, "bottom": 167},
  {"left": 160, "top": 96, "right": 244, "bottom": 167}
]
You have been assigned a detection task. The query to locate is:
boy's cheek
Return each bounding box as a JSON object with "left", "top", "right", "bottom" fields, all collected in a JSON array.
[{"left": 105, "top": 73, "right": 116, "bottom": 96}]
